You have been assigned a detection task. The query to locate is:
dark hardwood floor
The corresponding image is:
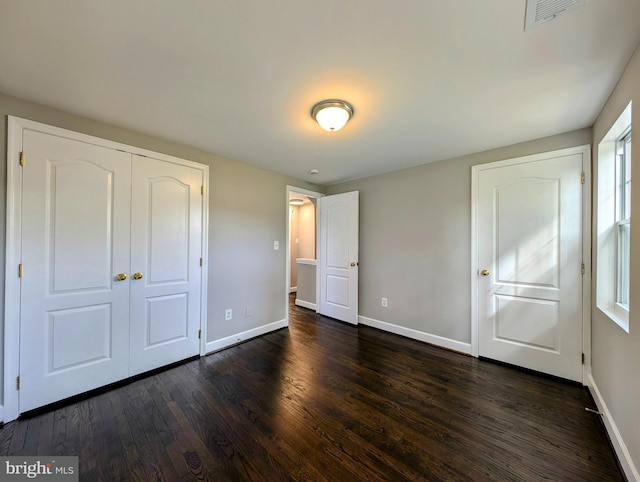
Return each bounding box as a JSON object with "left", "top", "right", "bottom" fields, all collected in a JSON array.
[{"left": 0, "top": 295, "right": 623, "bottom": 481}]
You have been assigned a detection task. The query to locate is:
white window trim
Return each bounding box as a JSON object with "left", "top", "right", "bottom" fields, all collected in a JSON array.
[
  {"left": 615, "top": 218, "right": 630, "bottom": 308},
  {"left": 596, "top": 101, "right": 632, "bottom": 333}
]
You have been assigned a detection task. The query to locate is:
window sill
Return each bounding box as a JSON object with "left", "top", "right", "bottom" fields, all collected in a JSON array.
[{"left": 597, "top": 304, "right": 630, "bottom": 333}]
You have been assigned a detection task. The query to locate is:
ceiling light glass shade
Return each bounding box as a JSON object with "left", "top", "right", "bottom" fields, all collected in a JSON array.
[
  {"left": 311, "top": 100, "right": 353, "bottom": 132},
  {"left": 289, "top": 198, "right": 305, "bottom": 205}
]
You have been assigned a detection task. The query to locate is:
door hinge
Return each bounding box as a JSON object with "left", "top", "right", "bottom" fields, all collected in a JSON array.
[
  {"left": 16, "top": 376, "right": 20, "bottom": 390},
  {"left": 581, "top": 262, "right": 585, "bottom": 275},
  {"left": 581, "top": 172, "right": 585, "bottom": 184},
  {"left": 19, "top": 151, "right": 25, "bottom": 166},
  {"left": 582, "top": 353, "right": 585, "bottom": 365},
  {"left": 198, "top": 329, "right": 202, "bottom": 339},
  {"left": 201, "top": 185, "right": 204, "bottom": 195},
  {"left": 200, "top": 257, "right": 203, "bottom": 267},
  {"left": 18, "top": 264, "right": 23, "bottom": 278}
]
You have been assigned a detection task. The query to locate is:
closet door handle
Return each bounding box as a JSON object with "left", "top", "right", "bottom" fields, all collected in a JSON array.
[
  {"left": 115, "top": 273, "right": 127, "bottom": 281},
  {"left": 132, "top": 272, "right": 144, "bottom": 280}
]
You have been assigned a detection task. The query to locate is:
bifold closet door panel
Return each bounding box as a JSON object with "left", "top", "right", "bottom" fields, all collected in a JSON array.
[
  {"left": 19, "top": 129, "right": 132, "bottom": 412},
  {"left": 129, "top": 155, "right": 203, "bottom": 376}
]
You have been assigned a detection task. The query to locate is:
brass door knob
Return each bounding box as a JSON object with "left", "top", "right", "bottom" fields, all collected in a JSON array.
[
  {"left": 480, "top": 269, "right": 490, "bottom": 277},
  {"left": 132, "top": 272, "right": 144, "bottom": 280},
  {"left": 350, "top": 262, "right": 359, "bottom": 267},
  {"left": 115, "top": 273, "right": 127, "bottom": 281}
]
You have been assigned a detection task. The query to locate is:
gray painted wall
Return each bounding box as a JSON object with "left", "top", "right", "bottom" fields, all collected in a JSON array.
[
  {"left": 592, "top": 41, "right": 640, "bottom": 473},
  {"left": 326, "top": 128, "right": 592, "bottom": 344},
  {"left": 298, "top": 203, "right": 316, "bottom": 260},
  {"left": 0, "top": 92, "right": 322, "bottom": 408},
  {"left": 289, "top": 205, "right": 299, "bottom": 289}
]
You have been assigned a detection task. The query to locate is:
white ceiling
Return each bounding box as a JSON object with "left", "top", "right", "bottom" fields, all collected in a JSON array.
[{"left": 1, "top": 1, "right": 639, "bottom": 185}]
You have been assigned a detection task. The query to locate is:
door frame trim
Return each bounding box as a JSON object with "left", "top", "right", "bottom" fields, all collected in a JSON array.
[
  {"left": 3, "top": 116, "right": 210, "bottom": 422},
  {"left": 470, "top": 145, "right": 592, "bottom": 383},
  {"left": 285, "top": 185, "right": 324, "bottom": 326}
]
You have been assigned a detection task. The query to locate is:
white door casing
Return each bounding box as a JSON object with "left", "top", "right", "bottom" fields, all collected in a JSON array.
[
  {"left": 318, "top": 191, "right": 359, "bottom": 324},
  {"left": 472, "top": 147, "right": 590, "bottom": 382},
  {"left": 4, "top": 117, "right": 209, "bottom": 420},
  {"left": 129, "top": 155, "right": 203, "bottom": 375}
]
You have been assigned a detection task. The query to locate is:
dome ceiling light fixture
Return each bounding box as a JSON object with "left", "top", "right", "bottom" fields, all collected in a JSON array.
[
  {"left": 289, "top": 198, "right": 305, "bottom": 206},
  {"left": 311, "top": 99, "right": 353, "bottom": 132}
]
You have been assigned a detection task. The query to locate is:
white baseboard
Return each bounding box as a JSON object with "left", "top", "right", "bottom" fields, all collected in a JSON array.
[
  {"left": 587, "top": 374, "right": 639, "bottom": 481},
  {"left": 205, "top": 319, "right": 287, "bottom": 354},
  {"left": 295, "top": 299, "right": 316, "bottom": 310},
  {"left": 358, "top": 316, "right": 472, "bottom": 355}
]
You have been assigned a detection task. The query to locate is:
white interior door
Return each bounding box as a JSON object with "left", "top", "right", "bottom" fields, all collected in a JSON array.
[
  {"left": 476, "top": 152, "right": 584, "bottom": 382},
  {"left": 129, "top": 155, "right": 203, "bottom": 375},
  {"left": 318, "top": 191, "right": 359, "bottom": 324},
  {"left": 19, "top": 130, "right": 132, "bottom": 412}
]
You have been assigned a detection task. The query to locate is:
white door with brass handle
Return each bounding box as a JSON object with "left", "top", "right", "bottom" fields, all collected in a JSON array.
[
  {"left": 18, "top": 130, "right": 132, "bottom": 412},
  {"left": 129, "top": 155, "right": 203, "bottom": 376},
  {"left": 13, "top": 120, "right": 206, "bottom": 414},
  {"left": 318, "top": 191, "right": 359, "bottom": 325},
  {"left": 474, "top": 148, "right": 586, "bottom": 382}
]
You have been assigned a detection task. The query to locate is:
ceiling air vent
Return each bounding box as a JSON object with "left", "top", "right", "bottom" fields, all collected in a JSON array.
[{"left": 525, "top": 0, "right": 588, "bottom": 31}]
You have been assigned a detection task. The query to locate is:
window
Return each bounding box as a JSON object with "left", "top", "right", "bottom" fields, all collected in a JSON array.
[
  {"left": 616, "top": 131, "right": 631, "bottom": 309},
  {"left": 596, "top": 101, "right": 632, "bottom": 332}
]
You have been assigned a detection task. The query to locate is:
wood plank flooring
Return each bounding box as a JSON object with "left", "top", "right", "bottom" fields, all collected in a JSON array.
[{"left": 0, "top": 296, "right": 623, "bottom": 481}]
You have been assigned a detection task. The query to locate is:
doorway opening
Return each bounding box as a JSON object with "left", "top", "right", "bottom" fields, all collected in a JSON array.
[{"left": 286, "top": 186, "right": 323, "bottom": 324}]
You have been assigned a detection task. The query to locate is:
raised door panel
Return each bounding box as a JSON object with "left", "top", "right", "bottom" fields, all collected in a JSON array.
[
  {"left": 19, "top": 129, "right": 131, "bottom": 412},
  {"left": 148, "top": 178, "right": 190, "bottom": 283},
  {"left": 495, "top": 179, "right": 560, "bottom": 289},
  {"left": 325, "top": 203, "right": 351, "bottom": 310}
]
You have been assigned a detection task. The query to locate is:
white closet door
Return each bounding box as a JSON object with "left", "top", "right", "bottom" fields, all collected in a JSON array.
[
  {"left": 477, "top": 153, "right": 584, "bottom": 381},
  {"left": 19, "top": 130, "right": 132, "bottom": 412},
  {"left": 129, "top": 155, "right": 203, "bottom": 375}
]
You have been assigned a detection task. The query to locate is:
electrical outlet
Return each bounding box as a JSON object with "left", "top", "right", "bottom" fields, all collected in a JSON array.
[
  {"left": 225, "top": 309, "right": 232, "bottom": 320},
  {"left": 381, "top": 297, "right": 388, "bottom": 308}
]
